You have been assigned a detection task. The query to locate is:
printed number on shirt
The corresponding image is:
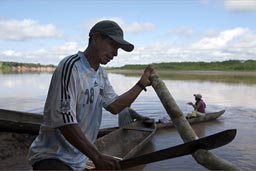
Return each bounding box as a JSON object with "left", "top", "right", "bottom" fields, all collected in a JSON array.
[{"left": 85, "top": 88, "right": 94, "bottom": 104}]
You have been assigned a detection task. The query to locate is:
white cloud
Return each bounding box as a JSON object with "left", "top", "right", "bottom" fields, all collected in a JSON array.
[
  {"left": 109, "top": 27, "right": 256, "bottom": 66},
  {"left": 0, "top": 42, "right": 80, "bottom": 64},
  {"left": 123, "top": 21, "right": 155, "bottom": 33},
  {"left": 1, "top": 26, "right": 256, "bottom": 67},
  {"left": 2, "top": 50, "right": 22, "bottom": 57},
  {"left": 233, "top": 30, "right": 256, "bottom": 48},
  {"left": 84, "top": 17, "right": 155, "bottom": 34},
  {"left": 50, "top": 42, "right": 79, "bottom": 56},
  {"left": 168, "top": 26, "right": 195, "bottom": 37},
  {"left": 185, "top": 27, "right": 255, "bottom": 61},
  {"left": 0, "top": 18, "right": 63, "bottom": 40},
  {"left": 190, "top": 27, "right": 248, "bottom": 50},
  {"left": 224, "top": 0, "right": 256, "bottom": 12}
]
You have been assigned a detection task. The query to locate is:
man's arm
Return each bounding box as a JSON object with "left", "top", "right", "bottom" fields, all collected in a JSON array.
[
  {"left": 106, "top": 83, "right": 144, "bottom": 114},
  {"left": 107, "top": 65, "right": 155, "bottom": 114},
  {"left": 187, "top": 102, "right": 196, "bottom": 109},
  {"left": 59, "top": 124, "right": 120, "bottom": 170}
]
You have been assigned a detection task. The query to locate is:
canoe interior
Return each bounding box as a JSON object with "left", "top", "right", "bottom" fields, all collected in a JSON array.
[{"left": 94, "top": 120, "right": 156, "bottom": 160}]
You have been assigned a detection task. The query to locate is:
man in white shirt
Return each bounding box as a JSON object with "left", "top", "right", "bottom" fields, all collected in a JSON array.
[{"left": 27, "top": 20, "right": 155, "bottom": 170}]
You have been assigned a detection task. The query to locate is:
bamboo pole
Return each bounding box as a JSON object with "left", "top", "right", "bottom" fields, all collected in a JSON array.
[{"left": 150, "top": 73, "right": 240, "bottom": 170}]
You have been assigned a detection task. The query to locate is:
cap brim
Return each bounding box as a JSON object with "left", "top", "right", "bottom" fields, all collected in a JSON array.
[{"left": 108, "top": 35, "right": 134, "bottom": 52}]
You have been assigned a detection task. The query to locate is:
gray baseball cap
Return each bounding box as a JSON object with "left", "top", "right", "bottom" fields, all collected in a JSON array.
[{"left": 89, "top": 20, "right": 134, "bottom": 52}]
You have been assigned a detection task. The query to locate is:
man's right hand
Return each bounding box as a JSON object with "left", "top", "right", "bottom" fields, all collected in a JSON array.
[{"left": 93, "top": 153, "right": 121, "bottom": 170}]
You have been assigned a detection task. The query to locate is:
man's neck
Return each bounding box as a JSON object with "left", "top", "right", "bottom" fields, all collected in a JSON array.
[{"left": 84, "top": 49, "right": 99, "bottom": 71}]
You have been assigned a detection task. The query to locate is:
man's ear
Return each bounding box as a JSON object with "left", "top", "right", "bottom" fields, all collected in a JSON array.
[{"left": 91, "top": 33, "right": 101, "bottom": 44}]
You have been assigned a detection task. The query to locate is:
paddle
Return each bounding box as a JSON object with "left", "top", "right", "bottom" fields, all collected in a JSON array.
[{"left": 119, "top": 129, "right": 236, "bottom": 169}]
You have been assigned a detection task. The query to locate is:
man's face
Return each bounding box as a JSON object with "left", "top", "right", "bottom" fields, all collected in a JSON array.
[{"left": 94, "top": 34, "right": 120, "bottom": 65}]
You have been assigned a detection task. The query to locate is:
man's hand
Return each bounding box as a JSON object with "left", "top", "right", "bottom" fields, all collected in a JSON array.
[
  {"left": 93, "top": 153, "right": 121, "bottom": 170},
  {"left": 139, "top": 65, "right": 156, "bottom": 87},
  {"left": 59, "top": 125, "right": 120, "bottom": 170}
]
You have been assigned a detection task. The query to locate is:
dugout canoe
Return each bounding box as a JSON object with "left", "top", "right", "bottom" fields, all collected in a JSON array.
[
  {"left": 98, "top": 110, "right": 225, "bottom": 137},
  {"left": 86, "top": 119, "right": 156, "bottom": 169},
  {"left": 156, "top": 110, "right": 225, "bottom": 129},
  {"left": 0, "top": 108, "right": 42, "bottom": 134},
  {"left": 0, "top": 108, "right": 224, "bottom": 135}
]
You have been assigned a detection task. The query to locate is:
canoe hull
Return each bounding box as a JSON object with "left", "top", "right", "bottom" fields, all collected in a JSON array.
[
  {"left": 156, "top": 110, "right": 225, "bottom": 129},
  {"left": 0, "top": 109, "right": 42, "bottom": 134},
  {"left": 0, "top": 109, "right": 224, "bottom": 135},
  {"left": 98, "top": 110, "right": 225, "bottom": 136}
]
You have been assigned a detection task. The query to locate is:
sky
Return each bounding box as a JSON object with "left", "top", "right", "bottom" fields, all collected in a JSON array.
[{"left": 0, "top": 0, "right": 256, "bottom": 67}]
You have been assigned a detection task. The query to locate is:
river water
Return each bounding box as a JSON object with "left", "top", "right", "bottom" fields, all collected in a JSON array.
[{"left": 0, "top": 71, "right": 255, "bottom": 170}]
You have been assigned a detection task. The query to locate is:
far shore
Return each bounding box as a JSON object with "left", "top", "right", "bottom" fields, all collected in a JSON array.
[
  {"left": 1, "top": 67, "right": 256, "bottom": 76},
  {"left": 107, "top": 69, "right": 256, "bottom": 76}
]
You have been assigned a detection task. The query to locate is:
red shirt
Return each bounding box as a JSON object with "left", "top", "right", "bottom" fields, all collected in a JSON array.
[{"left": 196, "top": 100, "right": 206, "bottom": 113}]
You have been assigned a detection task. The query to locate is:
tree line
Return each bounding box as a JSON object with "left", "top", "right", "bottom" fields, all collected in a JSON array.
[
  {"left": 0, "top": 61, "right": 55, "bottom": 71},
  {"left": 108, "top": 60, "right": 256, "bottom": 71},
  {"left": 1, "top": 60, "right": 256, "bottom": 71}
]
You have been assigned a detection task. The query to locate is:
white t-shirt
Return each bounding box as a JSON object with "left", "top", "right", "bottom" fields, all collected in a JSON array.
[{"left": 27, "top": 51, "right": 118, "bottom": 170}]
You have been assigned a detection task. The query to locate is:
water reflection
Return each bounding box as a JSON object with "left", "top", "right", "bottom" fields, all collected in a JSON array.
[{"left": 0, "top": 73, "right": 50, "bottom": 111}]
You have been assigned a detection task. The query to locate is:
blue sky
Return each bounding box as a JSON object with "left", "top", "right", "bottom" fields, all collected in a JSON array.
[{"left": 0, "top": 0, "right": 256, "bottom": 67}]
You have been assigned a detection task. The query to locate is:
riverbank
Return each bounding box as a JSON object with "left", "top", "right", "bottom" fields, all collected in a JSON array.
[
  {"left": 107, "top": 69, "right": 256, "bottom": 85},
  {"left": 107, "top": 69, "right": 256, "bottom": 76},
  {"left": 0, "top": 61, "right": 55, "bottom": 73},
  {"left": 10, "top": 66, "right": 55, "bottom": 73}
]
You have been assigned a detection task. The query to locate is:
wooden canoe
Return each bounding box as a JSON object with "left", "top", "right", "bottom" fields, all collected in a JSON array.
[
  {"left": 86, "top": 119, "right": 156, "bottom": 169},
  {"left": 0, "top": 108, "right": 224, "bottom": 135},
  {"left": 0, "top": 108, "right": 42, "bottom": 134},
  {"left": 98, "top": 110, "right": 225, "bottom": 137},
  {"left": 156, "top": 110, "right": 225, "bottom": 129}
]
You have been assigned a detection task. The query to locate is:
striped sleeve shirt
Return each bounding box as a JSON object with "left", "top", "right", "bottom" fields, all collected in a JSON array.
[{"left": 27, "top": 51, "right": 118, "bottom": 170}]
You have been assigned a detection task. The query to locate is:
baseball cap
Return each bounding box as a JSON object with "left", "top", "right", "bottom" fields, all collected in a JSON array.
[
  {"left": 194, "top": 94, "right": 202, "bottom": 99},
  {"left": 89, "top": 20, "right": 134, "bottom": 52}
]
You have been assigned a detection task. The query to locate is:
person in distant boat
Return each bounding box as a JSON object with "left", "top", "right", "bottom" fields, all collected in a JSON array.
[
  {"left": 27, "top": 20, "right": 155, "bottom": 171},
  {"left": 187, "top": 94, "right": 206, "bottom": 113},
  {"left": 186, "top": 94, "right": 206, "bottom": 118},
  {"left": 118, "top": 107, "right": 150, "bottom": 127}
]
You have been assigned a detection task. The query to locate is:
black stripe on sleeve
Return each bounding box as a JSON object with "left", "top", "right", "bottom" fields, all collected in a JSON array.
[
  {"left": 65, "top": 57, "right": 80, "bottom": 99},
  {"left": 61, "top": 55, "right": 79, "bottom": 100},
  {"left": 62, "top": 113, "right": 66, "bottom": 123},
  {"left": 62, "top": 112, "right": 74, "bottom": 123}
]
